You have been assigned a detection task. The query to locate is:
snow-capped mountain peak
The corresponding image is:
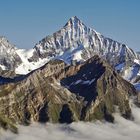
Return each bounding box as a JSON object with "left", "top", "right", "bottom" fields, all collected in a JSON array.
[
  {"left": 0, "top": 36, "right": 22, "bottom": 71},
  {"left": 0, "top": 36, "right": 16, "bottom": 51},
  {"left": 29, "top": 17, "right": 138, "bottom": 66},
  {"left": 0, "top": 17, "right": 140, "bottom": 85},
  {"left": 64, "top": 16, "right": 85, "bottom": 28}
]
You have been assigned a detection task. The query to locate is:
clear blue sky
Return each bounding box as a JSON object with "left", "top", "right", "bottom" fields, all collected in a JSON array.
[{"left": 0, "top": 0, "right": 140, "bottom": 51}]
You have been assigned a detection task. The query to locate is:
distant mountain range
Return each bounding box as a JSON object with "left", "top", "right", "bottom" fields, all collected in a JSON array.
[{"left": 0, "top": 16, "right": 140, "bottom": 133}]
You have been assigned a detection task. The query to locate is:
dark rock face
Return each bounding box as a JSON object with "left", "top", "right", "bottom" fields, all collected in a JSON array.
[
  {"left": 59, "top": 104, "right": 73, "bottom": 123},
  {"left": 60, "top": 56, "right": 106, "bottom": 102},
  {"left": 59, "top": 56, "right": 136, "bottom": 121},
  {"left": 0, "top": 56, "right": 137, "bottom": 132}
]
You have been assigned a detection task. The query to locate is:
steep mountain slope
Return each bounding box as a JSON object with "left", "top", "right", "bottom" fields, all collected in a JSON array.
[
  {"left": 0, "top": 37, "right": 49, "bottom": 75},
  {"left": 28, "top": 16, "right": 140, "bottom": 83},
  {"left": 0, "top": 37, "right": 22, "bottom": 71},
  {"left": 0, "top": 56, "right": 137, "bottom": 132},
  {"left": 0, "top": 17, "right": 140, "bottom": 84},
  {"left": 31, "top": 16, "right": 139, "bottom": 65}
]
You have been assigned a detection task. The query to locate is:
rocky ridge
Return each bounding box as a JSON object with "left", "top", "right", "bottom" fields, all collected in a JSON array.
[
  {"left": 0, "top": 56, "right": 137, "bottom": 132},
  {"left": 0, "top": 16, "right": 139, "bottom": 133},
  {"left": 0, "top": 17, "right": 140, "bottom": 84}
]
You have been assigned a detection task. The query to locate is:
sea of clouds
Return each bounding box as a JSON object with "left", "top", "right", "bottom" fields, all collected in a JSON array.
[{"left": 1, "top": 102, "right": 140, "bottom": 140}]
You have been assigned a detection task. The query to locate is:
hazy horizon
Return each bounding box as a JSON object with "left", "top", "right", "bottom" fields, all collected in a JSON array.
[{"left": 0, "top": 0, "right": 140, "bottom": 51}]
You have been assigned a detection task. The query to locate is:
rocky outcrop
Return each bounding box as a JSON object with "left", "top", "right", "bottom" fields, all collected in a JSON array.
[
  {"left": 0, "top": 114, "right": 18, "bottom": 133},
  {"left": 0, "top": 37, "right": 22, "bottom": 71},
  {"left": 59, "top": 55, "right": 136, "bottom": 121},
  {"left": 0, "top": 56, "right": 137, "bottom": 132}
]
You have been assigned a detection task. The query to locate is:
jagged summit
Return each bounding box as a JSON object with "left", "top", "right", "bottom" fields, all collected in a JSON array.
[
  {"left": 0, "top": 36, "right": 22, "bottom": 70},
  {"left": 64, "top": 16, "right": 85, "bottom": 27},
  {"left": 0, "top": 17, "right": 140, "bottom": 132},
  {"left": 0, "top": 36, "right": 13, "bottom": 47},
  {"left": 0, "top": 36, "right": 8, "bottom": 40},
  {"left": 30, "top": 16, "right": 139, "bottom": 67},
  {"left": 70, "top": 16, "right": 80, "bottom": 20},
  {"left": 0, "top": 36, "right": 6, "bottom": 40},
  {"left": 0, "top": 17, "right": 140, "bottom": 84},
  {"left": 0, "top": 38, "right": 17, "bottom": 50}
]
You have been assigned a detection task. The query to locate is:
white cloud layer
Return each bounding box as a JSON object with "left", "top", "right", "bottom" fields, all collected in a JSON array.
[{"left": 1, "top": 102, "right": 140, "bottom": 140}]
